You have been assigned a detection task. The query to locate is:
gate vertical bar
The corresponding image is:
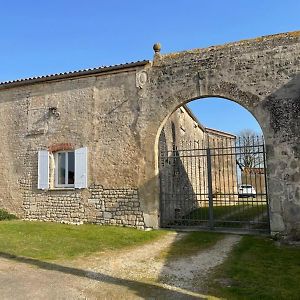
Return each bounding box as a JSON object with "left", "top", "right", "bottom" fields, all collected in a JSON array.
[{"left": 206, "top": 147, "right": 214, "bottom": 230}]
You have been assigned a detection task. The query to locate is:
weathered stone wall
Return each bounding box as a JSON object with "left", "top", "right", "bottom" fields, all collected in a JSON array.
[
  {"left": 161, "top": 106, "right": 207, "bottom": 145},
  {"left": 23, "top": 184, "right": 143, "bottom": 228},
  {"left": 0, "top": 66, "right": 147, "bottom": 228},
  {"left": 140, "top": 31, "right": 300, "bottom": 238},
  {"left": 87, "top": 185, "right": 144, "bottom": 228}
]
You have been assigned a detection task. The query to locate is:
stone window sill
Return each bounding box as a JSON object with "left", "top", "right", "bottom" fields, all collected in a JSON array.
[{"left": 48, "top": 188, "right": 76, "bottom": 191}]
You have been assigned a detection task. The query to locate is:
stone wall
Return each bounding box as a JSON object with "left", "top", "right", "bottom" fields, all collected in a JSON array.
[
  {"left": 23, "top": 183, "right": 144, "bottom": 228},
  {"left": 87, "top": 185, "right": 144, "bottom": 228},
  {"left": 0, "top": 31, "right": 299, "bottom": 238},
  {"left": 144, "top": 31, "right": 300, "bottom": 238},
  {"left": 0, "top": 64, "right": 147, "bottom": 228}
]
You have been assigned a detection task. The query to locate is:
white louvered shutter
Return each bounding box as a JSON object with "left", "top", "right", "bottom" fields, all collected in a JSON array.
[
  {"left": 38, "top": 150, "right": 49, "bottom": 189},
  {"left": 75, "top": 147, "right": 88, "bottom": 188}
]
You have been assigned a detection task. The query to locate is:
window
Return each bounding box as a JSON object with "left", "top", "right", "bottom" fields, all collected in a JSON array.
[
  {"left": 55, "top": 151, "right": 75, "bottom": 187},
  {"left": 38, "top": 147, "right": 88, "bottom": 190}
]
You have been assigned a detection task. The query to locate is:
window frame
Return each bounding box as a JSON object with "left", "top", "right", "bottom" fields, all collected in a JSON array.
[
  {"left": 54, "top": 150, "right": 75, "bottom": 188},
  {"left": 38, "top": 147, "right": 88, "bottom": 190}
]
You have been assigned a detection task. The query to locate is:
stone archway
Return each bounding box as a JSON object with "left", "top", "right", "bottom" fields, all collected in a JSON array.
[
  {"left": 156, "top": 95, "right": 269, "bottom": 232},
  {"left": 137, "top": 32, "right": 300, "bottom": 238}
]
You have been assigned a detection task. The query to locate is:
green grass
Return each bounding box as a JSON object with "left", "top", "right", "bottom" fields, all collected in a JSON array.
[
  {"left": 181, "top": 204, "right": 269, "bottom": 230},
  {"left": 160, "top": 231, "right": 224, "bottom": 259},
  {"left": 172, "top": 205, "right": 242, "bottom": 226},
  {"left": 187, "top": 204, "right": 267, "bottom": 221},
  {"left": 207, "top": 235, "right": 300, "bottom": 299},
  {"left": 0, "top": 220, "right": 168, "bottom": 261},
  {"left": 186, "top": 205, "right": 239, "bottom": 220},
  {"left": 226, "top": 205, "right": 267, "bottom": 222},
  {"left": 214, "top": 205, "right": 268, "bottom": 229},
  {"left": 0, "top": 209, "right": 18, "bottom": 221}
]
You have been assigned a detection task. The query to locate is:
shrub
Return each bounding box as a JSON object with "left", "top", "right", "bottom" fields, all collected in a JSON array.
[{"left": 0, "top": 209, "right": 18, "bottom": 221}]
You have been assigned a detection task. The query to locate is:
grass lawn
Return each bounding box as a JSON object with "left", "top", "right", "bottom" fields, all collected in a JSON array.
[
  {"left": 160, "top": 231, "right": 224, "bottom": 259},
  {"left": 220, "top": 205, "right": 266, "bottom": 222},
  {"left": 186, "top": 204, "right": 267, "bottom": 221},
  {"left": 186, "top": 205, "right": 240, "bottom": 220},
  {"left": 214, "top": 205, "right": 268, "bottom": 230},
  {"left": 207, "top": 235, "right": 300, "bottom": 299},
  {"left": 182, "top": 204, "right": 269, "bottom": 231},
  {"left": 2, "top": 218, "right": 299, "bottom": 299},
  {"left": 0, "top": 220, "right": 168, "bottom": 261}
]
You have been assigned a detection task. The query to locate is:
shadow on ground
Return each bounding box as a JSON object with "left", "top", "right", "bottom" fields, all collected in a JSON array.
[{"left": 0, "top": 251, "right": 217, "bottom": 299}]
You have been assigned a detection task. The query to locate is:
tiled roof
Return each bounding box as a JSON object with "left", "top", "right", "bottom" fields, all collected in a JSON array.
[
  {"left": 0, "top": 60, "right": 150, "bottom": 89},
  {"left": 205, "top": 127, "right": 236, "bottom": 138}
]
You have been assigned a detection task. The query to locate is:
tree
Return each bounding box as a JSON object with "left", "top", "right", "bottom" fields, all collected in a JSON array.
[{"left": 236, "top": 129, "right": 264, "bottom": 171}]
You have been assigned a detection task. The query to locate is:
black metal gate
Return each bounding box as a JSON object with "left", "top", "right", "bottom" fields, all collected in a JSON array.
[{"left": 159, "top": 136, "right": 270, "bottom": 233}]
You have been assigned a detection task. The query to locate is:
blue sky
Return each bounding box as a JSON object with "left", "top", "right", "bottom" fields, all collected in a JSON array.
[{"left": 1, "top": 0, "right": 300, "bottom": 134}]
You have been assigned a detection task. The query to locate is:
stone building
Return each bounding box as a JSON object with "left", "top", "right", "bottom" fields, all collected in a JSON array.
[
  {"left": 242, "top": 167, "right": 266, "bottom": 194},
  {"left": 0, "top": 31, "right": 300, "bottom": 238},
  {"left": 0, "top": 61, "right": 150, "bottom": 228},
  {"left": 205, "top": 128, "right": 238, "bottom": 201}
]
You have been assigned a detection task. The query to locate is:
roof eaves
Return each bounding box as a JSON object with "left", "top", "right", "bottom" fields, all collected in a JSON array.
[
  {"left": 205, "top": 127, "right": 236, "bottom": 138},
  {"left": 0, "top": 60, "right": 151, "bottom": 90},
  {"left": 182, "top": 104, "right": 206, "bottom": 131}
]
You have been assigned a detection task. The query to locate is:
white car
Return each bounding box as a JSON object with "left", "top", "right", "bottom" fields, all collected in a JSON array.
[{"left": 238, "top": 184, "right": 256, "bottom": 198}]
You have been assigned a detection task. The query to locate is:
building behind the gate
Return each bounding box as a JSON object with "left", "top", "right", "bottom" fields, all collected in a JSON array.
[
  {"left": 159, "top": 105, "right": 237, "bottom": 223},
  {"left": 242, "top": 167, "right": 266, "bottom": 194}
]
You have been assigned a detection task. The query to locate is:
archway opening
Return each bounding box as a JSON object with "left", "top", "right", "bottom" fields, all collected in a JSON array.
[{"left": 158, "top": 97, "right": 269, "bottom": 233}]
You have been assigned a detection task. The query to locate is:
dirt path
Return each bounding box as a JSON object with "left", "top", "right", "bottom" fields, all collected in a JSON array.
[{"left": 0, "top": 232, "right": 241, "bottom": 299}]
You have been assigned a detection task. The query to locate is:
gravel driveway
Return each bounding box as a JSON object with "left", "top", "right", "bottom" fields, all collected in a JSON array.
[{"left": 0, "top": 232, "right": 241, "bottom": 299}]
